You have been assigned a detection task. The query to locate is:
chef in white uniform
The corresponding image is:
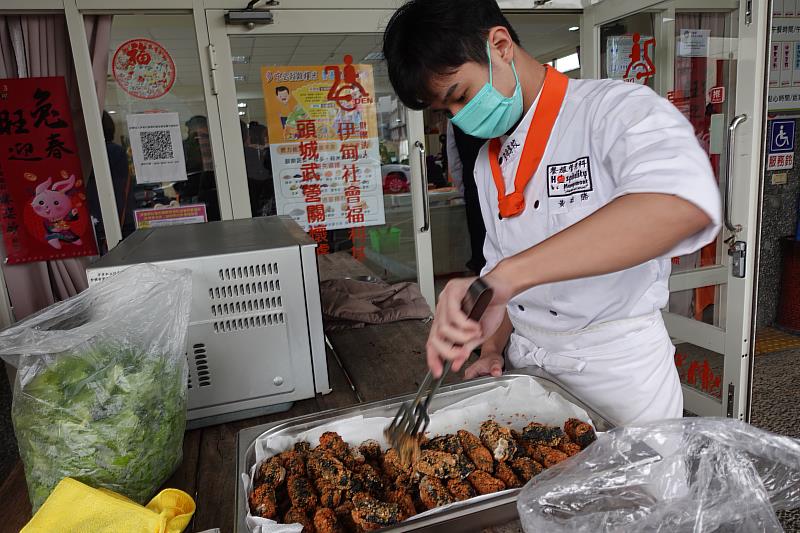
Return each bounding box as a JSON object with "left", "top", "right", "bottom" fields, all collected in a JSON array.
[{"left": 383, "top": 0, "right": 721, "bottom": 425}]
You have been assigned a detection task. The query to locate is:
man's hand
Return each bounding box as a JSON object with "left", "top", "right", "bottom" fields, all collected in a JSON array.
[
  {"left": 426, "top": 276, "right": 512, "bottom": 378},
  {"left": 464, "top": 351, "right": 504, "bottom": 379}
]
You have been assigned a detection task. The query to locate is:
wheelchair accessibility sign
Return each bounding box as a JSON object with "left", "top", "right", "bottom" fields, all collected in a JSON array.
[{"left": 770, "top": 120, "right": 795, "bottom": 153}]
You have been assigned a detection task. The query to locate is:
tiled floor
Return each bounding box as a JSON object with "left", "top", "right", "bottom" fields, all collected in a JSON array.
[
  {"left": 750, "top": 346, "right": 800, "bottom": 532},
  {"left": 755, "top": 327, "right": 800, "bottom": 355}
]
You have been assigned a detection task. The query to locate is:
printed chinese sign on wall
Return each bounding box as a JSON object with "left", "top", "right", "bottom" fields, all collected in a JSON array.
[
  {"left": 606, "top": 33, "right": 656, "bottom": 85},
  {"left": 261, "top": 56, "right": 386, "bottom": 250},
  {"left": 768, "top": 5, "right": 800, "bottom": 111},
  {"left": 0, "top": 77, "right": 98, "bottom": 264},
  {"left": 126, "top": 112, "right": 187, "bottom": 184},
  {"left": 134, "top": 204, "right": 206, "bottom": 229}
]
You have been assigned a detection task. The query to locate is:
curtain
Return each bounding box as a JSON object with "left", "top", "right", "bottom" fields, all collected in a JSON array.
[{"left": 0, "top": 14, "right": 112, "bottom": 321}]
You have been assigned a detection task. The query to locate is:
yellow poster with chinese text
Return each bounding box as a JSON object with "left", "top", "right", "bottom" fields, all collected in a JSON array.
[{"left": 261, "top": 58, "right": 385, "bottom": 233}]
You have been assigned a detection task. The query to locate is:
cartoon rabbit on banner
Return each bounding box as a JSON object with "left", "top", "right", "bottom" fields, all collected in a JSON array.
[{"left": 31, "top": 175, "right": 84, "bottom": 250}]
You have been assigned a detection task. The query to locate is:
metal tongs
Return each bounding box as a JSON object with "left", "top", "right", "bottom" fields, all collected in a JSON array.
[{"left": 384, "top": 278, "right": 494, "bottom": 457}]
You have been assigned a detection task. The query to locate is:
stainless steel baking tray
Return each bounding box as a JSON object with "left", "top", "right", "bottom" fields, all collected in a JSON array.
[{"left": 235, "top": 369, "right": 615, "bottom": 532}]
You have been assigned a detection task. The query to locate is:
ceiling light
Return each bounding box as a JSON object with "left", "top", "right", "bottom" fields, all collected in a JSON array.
[
  {"left": 231, "top": 55, "right": 251, "bottom": 64},
  {"left": 234, "top": 74, "right": 247, "bottom": 81},
  {"left": 108, "top": 110, "right": 117, "bottom": 114},
  {"left": 238, "top": 102, "right": 247, "bottom": 108},
  {"left": 555, "top": 52, "right": 580, "bottom": 73},
  {"left": 569, "top": 26, "right": 579, "bottom": 32},
  {"left": 238, "top": 111, "right": 246, "bottom": 116}
]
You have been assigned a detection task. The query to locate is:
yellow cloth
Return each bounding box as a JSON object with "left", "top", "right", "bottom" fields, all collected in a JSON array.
[{"left": 22, "top": 478, "right": 195, "bottom": 533}]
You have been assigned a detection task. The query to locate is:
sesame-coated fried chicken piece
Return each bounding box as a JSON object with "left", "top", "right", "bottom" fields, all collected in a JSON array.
[
  {"left": 479, "top": 421, "right": 519, "bottom": 462},
  {"left": 511, "top": 457, "right": 543, "bottom": 483},
  {"left": 287, "top": 475, "right": 319, "bottom": 512},
  {"left": 422, "top": 434, "right": 464, "bottom": 455},
  {"left": 358, "top": 440, "right": 382, "bottom": 463},
  {"left": 248, "top": 484, "right": 278, "bottom": 519},
  {"left": 457, "top": 429, "right": 494, "bottom": 472},
  {"left": 353, "top": 462, "right": 384, "bottom": 498},
  {"left": 381, "top": 448, "right": 411, "bottom": 479},
  {"left": 295, "top": 441, "right": 312, "bottom": 454},
  {"left": 385, "top": 488, "right": 417, "bottom": 519},
  {"left": 335, "top": 501, "right": 354, "bottom": 514},
  {"left": 467, "top": 469, "right": 507, "bottom": 495},
  {"left": 256, "top": 456, "right": 287, "bottom": 488},
  {"left": 351, "top": 493, "right": 404, "bottom": 531},
  {"left": 316, "top": 432, "right": 364, "bottom": 470},
  {"left": 564, "top": 418, "right": 597, "bottom": 449},
  {"left": 343, "top": 448, "right": 365, "bottom": 470},
  {"left": 279, "top": 450, "right": 307, "bottom": 477},
  {"left": 558, "top": 441, "right": 582, "bottom": 457},
  {"left": 393, "top": 471, "right": 418, "bottom": 491},
  {"left": 314, "top": 479, "right": 345, "bottom": 509},
  {"left": 307, "top": 452, "right": 357, "bottom": 490},
  {"left": 418, "top": 475, "right": 454, "bottom": 510},
  {"left": 313, "top": 507, "right": 343, "bottom": 533},
  {"left": 318, "top": 432, "right": 350, "bottom": 459},
  {"left": 413, "top": 450, "right": 474, "bottom": 480},
  {"left": 494, "top": 461, "right": 522, "bottom": 489},
  {"left": 446, "top": 478, "right": 476, "bottom": 501},
  {"left": 334, "top": 502, "right": 362, "bottom": 533},
  {"left": 284, "top": 506, "right": 314, "bottom": 531},
  {"left": 515, "top": 433, "right": 539, "bottom": 459},
  {"left": 522, "top": 422, "right": 565, "bottom": 447},
  {"left": 528, "top": 445, "right": 569, "bottom": 468}
]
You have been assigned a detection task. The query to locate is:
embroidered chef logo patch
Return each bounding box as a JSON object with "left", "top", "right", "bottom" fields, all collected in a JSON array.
[{"left": 546, "top": 157, "right": 593, "bottom": 212}]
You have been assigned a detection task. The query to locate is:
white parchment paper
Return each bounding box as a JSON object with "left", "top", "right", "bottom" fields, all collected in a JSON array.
[{"left": 242, "top": 376, "right": 593, "bottom": 532}]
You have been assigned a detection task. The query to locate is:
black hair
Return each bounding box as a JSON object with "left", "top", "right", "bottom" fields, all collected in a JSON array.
[
  {"left": 275, "top": 86, "right": 290, "bottom": 95},
  {"left": 102, "top": 111, "right": 115, "bottom": 143},
  {"left": 186, "top": 115, "right": 208, "bottom": 130},
  {"left": 383, "top": 0, "right": 520, "bottom": 110},
  {"left": 240, "top": 120, "right": 248, "bottom": 142}
]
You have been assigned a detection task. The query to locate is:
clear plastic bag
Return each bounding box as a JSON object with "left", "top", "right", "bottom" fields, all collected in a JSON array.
[
  {"left": 0, "top": 264, "right": 192, "bottom": 511},
  {"left": 517, "top": 418, "right": 800, "bottom": 532}
]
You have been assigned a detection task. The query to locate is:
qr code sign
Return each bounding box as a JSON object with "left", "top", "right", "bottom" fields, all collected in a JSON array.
[{"left": 140, "top": 130, "right": 174, "bottom": 161}]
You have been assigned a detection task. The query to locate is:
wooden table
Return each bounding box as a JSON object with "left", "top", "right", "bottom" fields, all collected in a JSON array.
[{"left": 0, "top": 252, "right": 470, "bottom": 533}]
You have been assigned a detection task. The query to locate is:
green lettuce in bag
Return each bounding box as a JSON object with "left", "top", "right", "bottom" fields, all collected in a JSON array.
[{"left": 0, "top": 264, "right": 192, "bottom": 510}]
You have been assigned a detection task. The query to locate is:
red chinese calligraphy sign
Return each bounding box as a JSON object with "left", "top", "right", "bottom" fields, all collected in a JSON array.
[
  {"left": 112, "top": 38, "right": 176, "bottom": 100},
  {"left": 0, "top": 77, "right": 97, "bottom": 264}
]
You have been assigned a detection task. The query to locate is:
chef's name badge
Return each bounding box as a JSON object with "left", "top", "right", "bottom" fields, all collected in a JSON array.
[{"left": 546, "top": 156, "right": 593, "bottom": 213}]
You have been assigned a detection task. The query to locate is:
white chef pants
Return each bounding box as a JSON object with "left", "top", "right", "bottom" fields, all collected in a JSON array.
[{"left": 507, "top": 311, "right": 683, "bottom": 426}]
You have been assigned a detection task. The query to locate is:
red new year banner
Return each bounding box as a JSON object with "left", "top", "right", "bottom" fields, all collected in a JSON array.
[{"left": 0, "top": 77, "right": 97, "bottom": 264}]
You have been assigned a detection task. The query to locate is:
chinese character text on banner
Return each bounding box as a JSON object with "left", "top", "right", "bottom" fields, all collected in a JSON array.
[
  {"left": 0, "top": 77, "right": 98, "bottom": 264},
  {"left": 261, "top": 57, "right": 386, "bottom": 240}
]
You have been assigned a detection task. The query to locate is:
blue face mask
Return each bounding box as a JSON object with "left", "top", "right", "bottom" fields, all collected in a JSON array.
[{"left": 450, "top": 42, "right": 523, "bottom": 139}]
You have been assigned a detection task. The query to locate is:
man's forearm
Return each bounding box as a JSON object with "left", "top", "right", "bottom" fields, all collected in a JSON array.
[
  {"left": 488, "top": 193, "right": 712, "bottom": 297},
  {"left": 481, "top": 309, "right": 513, "bottom": 355}
]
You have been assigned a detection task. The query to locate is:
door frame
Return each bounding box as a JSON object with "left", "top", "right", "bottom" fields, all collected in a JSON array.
[
  {"left": 581, "top": 0, "right": 768, "bottom": 420},
  {"left": 203, "top": 8, "right": 437, "bottom": 308},
  {"left": 65, "top": 0, "right": 238, "bottom": 246}
]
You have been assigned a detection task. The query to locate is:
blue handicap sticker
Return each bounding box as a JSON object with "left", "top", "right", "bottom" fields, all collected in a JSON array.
[{"left": 770, "top": 120, "right": 795, "bottom": 153}]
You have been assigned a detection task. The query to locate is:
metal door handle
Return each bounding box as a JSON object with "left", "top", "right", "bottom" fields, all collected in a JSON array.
[
  {"left": 724, "top": 114, "right": 747, "bottom": 233},
  {"left": 415, "top": 140, "right": 430, "bottom": 232}
]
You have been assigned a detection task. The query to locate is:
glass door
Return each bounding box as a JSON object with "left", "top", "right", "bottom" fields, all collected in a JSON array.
[
  {"left": 205, "top": 9, "right": 435, "bottom": 307},
  {"left": 581, "top": 0, "right": 768, "bottom": 419}
]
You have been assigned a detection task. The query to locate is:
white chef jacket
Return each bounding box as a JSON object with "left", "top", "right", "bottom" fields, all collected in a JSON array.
[{"left": 477, "top": 78, "right": 722, "bottom": 333}]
